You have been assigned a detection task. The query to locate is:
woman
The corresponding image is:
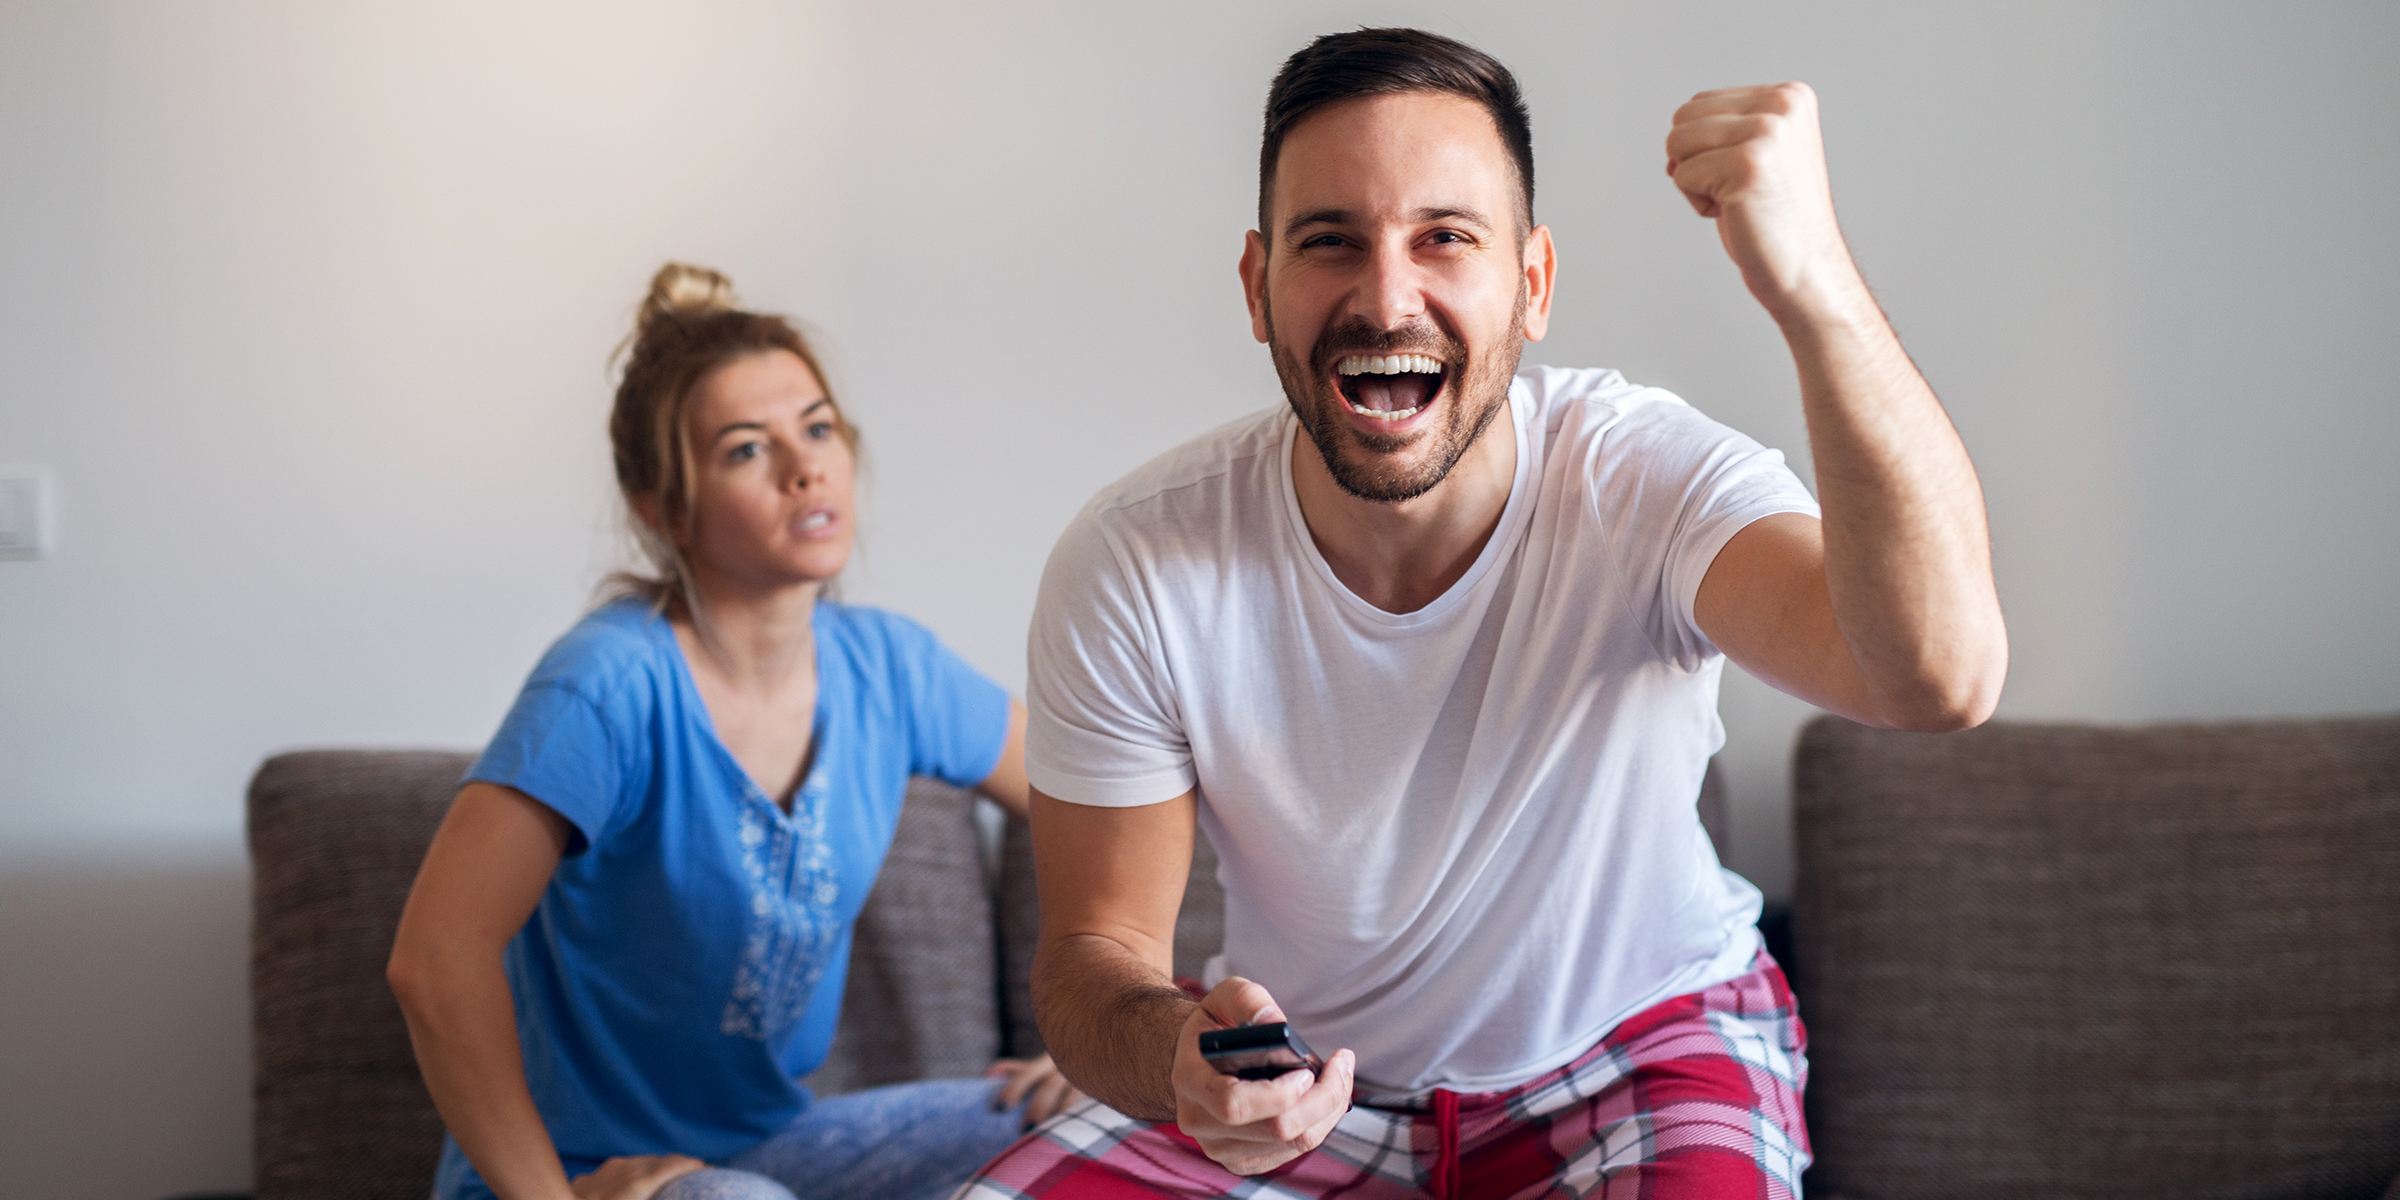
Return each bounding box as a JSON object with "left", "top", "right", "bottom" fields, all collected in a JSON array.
[{"left": 389, "top": 264, "right": 1073, "bottom": 1200}]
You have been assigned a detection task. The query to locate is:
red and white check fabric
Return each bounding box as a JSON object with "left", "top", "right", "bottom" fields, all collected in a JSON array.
[{"left": 958, "top": 954, "right": 1808, "bottom": 1200}]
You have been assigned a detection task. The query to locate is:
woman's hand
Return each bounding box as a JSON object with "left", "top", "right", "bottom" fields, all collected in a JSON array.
[
  {"left": 987, "top": 1053, "right": 1085, "bottom": 1127},
  {"left": 568, "top": 1154, "right": 707, "bottom": 1200}
]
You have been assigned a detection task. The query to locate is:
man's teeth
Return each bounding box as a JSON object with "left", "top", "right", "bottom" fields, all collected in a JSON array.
[
  {"left": 1335, "top": 353, "right": 1443, "bottom": 376},
  {"left": 1337, "top": 353, "right": 1439, "bottom": 419}
]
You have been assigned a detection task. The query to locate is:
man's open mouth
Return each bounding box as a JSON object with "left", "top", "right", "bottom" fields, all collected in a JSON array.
[{"left": 1333, "top": 353, "right": 1447, "bottom": 421}]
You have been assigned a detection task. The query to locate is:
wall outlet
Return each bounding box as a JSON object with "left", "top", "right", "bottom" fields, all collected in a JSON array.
[{"left": 0, "top": 468, "right": 54, "bottom": 560}]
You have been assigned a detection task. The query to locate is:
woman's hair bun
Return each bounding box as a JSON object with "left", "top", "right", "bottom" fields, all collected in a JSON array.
[{"left": 640, "top": 262, "right": 740, "bottom": 331}]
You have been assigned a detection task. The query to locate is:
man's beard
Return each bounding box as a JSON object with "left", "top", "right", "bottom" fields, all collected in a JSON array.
[{"left": 1267, "top": 289, "right": 1527, "bottom": 504}]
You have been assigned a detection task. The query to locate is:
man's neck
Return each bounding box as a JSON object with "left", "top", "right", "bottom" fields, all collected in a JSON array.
[{"left": 1289, "top": 404, "right": 1518, "bottom": 615}]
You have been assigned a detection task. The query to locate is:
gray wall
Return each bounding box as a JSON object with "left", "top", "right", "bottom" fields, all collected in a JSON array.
[{"left": 2, "top": 2, "right": 2393, "bottom": 1196}]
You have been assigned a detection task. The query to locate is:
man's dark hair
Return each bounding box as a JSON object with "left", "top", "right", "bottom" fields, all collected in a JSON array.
[{"left": 1258, "top": 28, "right": 1534, "bottom": 240}]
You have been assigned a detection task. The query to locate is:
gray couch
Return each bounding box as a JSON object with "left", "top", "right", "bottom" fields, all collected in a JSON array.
[
  {"left": 251, "top": 718, "right": 2400, "bottom": 1200},
  {"left": 1792, "top": 714, "right": 2400, "bottom": 1200}
]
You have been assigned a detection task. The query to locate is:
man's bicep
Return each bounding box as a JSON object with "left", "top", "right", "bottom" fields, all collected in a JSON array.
[
  {"left": 1027, "top": 786, "right": 1195, "bottom": 977},
  {"left": 1693, "top": 512, "right": 1880, "bottom": 724}
]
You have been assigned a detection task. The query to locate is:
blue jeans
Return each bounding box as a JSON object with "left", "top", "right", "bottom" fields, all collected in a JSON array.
[{"left": 436, "top": 1078, "right": 1030, "bottom": 1200}]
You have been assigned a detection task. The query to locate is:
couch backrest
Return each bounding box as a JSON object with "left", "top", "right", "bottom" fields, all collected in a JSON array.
[
  {"left": 249, "top": 750, "right": 470, "bottom": 1200},
  {"left": 248, "top": 750, "right": 1225, "bottom": 1200},
  {"left": 1792, "top": 714, "right": 2400, "bottom": 1200}
]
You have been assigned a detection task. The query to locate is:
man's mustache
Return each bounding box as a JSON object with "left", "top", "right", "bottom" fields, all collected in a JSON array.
[{"left": 1309, "top": 318, "right": 1466, "bottom": 375}]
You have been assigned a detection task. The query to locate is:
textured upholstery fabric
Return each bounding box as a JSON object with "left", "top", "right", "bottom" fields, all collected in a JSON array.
[
  {"left": 248, "top": 752, "right": 1016, "bottom": 1200},
  {"left": 249, "top": 749, "right": 471, "bottom": 1200},
  {"left": 1793, "top": 715, "right": 2400, "bottom": 1200}
]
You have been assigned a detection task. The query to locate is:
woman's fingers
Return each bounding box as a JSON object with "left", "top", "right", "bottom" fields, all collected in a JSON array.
[
  {"left": 1024, "top": 1072, "right": 1082, "bottom": 1127},
  {"left": 571, "top": 1154, "right": 708, "bottom": 1200},
  {"left": 989, "top": 1058, "right": 1038, "bottom": 1109}
]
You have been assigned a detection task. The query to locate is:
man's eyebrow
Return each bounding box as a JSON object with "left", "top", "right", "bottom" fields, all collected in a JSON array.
[
  {"left": 1283, "top": 207, "right": 1355, "bottom": 239},
  {"left": 710, "top": 399, "right": 831, "bottom": 442},
  {"left": 1281, "top": 205, "right": 1497, "bottom": 240},
  {"left": 1414, "top": 205, "right": 1493, "bottom": 230}
]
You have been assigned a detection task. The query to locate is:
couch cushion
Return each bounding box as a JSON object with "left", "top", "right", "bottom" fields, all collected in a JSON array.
[
  {"left": 249, "top": 748, "right": 470, "bottom": 1200},
  {"left": 1793, "top": 715, "right": 2400, "bottom": 1200}
]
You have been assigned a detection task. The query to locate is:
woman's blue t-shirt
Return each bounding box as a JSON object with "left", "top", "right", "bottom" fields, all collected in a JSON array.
[{"left": 446, "top": 597, "right": 1009, "bottom": 1183}]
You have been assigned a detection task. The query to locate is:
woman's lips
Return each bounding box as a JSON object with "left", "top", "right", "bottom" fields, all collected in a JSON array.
[{"left": 793, "top": 508, "right": 839, "bottom": 538}]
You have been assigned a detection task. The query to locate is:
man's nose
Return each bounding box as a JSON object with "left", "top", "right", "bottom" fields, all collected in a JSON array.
[{"left": 1350, "top": 240, "right": 1428, "bottom": 331}]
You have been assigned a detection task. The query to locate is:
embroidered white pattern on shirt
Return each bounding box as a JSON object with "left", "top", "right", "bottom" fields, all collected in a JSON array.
[{"left": 720, "top": 774, "right": 842, "bottom": 1043}]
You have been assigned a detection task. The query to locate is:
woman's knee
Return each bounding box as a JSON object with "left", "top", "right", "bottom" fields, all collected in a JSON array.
[{"left": 654, "top": 1166, "right": 800, "bottom": 1200}]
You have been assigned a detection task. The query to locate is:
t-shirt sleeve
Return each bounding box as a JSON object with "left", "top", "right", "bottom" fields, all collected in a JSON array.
[
  {"left": 465, "top": 682, "right": 633, "bottom": 856},
  {"left": 1598, "top": 395, "right": 1822, "bottom": 667},
  {"left": 1024, "top": 507, "right": 1195, "bottom": 808},
  {"left": 884, "top": 614, "right": 1013, "bottom": 790}
]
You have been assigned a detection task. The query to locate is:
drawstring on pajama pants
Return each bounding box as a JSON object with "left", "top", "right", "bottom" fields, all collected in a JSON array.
[{"left": 1428, "top": 1088, "right": 1461, "bottom": 1200}]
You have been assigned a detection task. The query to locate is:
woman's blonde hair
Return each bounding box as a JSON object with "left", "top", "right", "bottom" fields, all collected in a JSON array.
[{"left": 606, "top": 262, "right": 859, "bottom": 615}]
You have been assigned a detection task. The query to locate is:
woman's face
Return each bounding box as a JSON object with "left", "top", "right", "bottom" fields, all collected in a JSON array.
[{"left": 673, "top": 348, "right": 855, "bottom": 595}]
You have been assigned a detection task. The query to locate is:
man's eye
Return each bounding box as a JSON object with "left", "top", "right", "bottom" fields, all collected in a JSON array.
[
  {"left": 1302, "top": 234, "right": 1348, "bottom": 249},
  {"left": 1427, "top": 230, "right": 1468, "bottom": 245}
]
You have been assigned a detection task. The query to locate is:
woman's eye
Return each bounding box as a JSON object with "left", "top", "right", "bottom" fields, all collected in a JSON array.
[
  {"left": 807, "top": 421, "right": 836, "bottom": 440},
  {"left": 727, "top": 442, "right": 761, "bottom": 463}
]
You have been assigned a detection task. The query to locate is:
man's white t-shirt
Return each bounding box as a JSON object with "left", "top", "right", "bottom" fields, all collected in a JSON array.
[{"left": 1025, "top": 366, "right": 1820, "bottom": 1098}]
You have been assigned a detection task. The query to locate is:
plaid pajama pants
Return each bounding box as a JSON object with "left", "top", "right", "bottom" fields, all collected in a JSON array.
[{"left": 958, "top": 954, "right": 1808, "bottom": 1200}]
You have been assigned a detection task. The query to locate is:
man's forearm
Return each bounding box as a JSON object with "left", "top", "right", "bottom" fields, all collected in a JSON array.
[
  {"left": 1031, "top": 932, "right": 1196, "bottom": 1122},
  {"left": 1781, "top": 281, "right": 2007, "bottom": 728},
  {"left": 1667, "top": 82, "right": 2006, "bottom": 728}
]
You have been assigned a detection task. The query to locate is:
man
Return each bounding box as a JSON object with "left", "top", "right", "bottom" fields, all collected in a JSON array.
[{"left": 965, "top": 27, "right": 2005, "bottom": 1200}]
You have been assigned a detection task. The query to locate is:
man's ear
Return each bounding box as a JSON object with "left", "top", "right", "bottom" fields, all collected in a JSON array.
[
  {"left": 1521, "top": 224, "right": 1557, "bottom": 343},
  {"left": 1239, "top": 230, "right": 1270, "bottom": 345}
]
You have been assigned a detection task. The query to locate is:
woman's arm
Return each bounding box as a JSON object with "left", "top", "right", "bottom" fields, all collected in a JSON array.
[
  {"left": 974, "top": 701, "right": 1032, "bottom": 818},
  {"left": 389, "top": 783, "right": 696, "bottom": 1200}
]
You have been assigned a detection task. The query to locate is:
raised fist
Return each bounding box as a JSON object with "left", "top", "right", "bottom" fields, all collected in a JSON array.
[{"left": 1665, "top": 82, "right": 1863, "bottom": 322}]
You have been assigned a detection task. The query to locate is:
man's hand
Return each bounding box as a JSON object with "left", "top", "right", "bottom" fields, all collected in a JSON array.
[
  {"left": 1665, "top": 82, "right": 1866, "bottom": 326},
  {"left": 568, "top": 1154, "right": 706, "bottom": 1200},
  {"left": 988, "top": 1053, "right": 1086, "bottom": 1128},
  {"left": 1172, "top": 977, "right": 1355, "bottom": 1176}
]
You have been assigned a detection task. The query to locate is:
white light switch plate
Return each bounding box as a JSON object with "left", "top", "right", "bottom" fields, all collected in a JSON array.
[{"left": 0, "top": 468, "right": 54, "bottom": 560}]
